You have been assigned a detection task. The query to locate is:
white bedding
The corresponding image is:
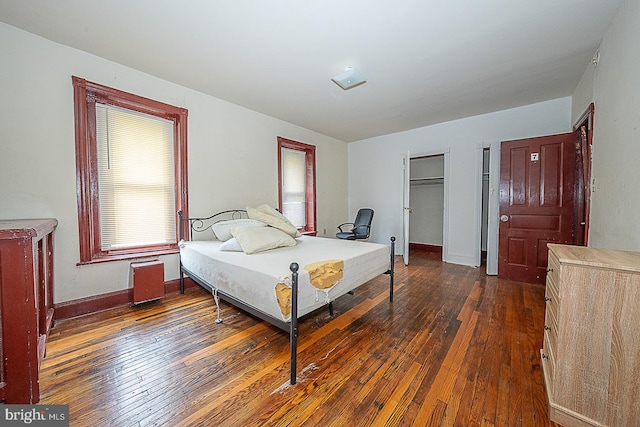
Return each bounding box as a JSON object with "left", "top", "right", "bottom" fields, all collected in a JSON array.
[{"left": 179, "top": 235, "right": 389, "bottom": 321}]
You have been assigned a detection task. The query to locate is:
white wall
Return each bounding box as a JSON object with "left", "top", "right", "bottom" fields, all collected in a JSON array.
[
  {"left": 572, "top": 0, "right": 640, "bottom": 251},
  {"left": 0, "top": 23, "right": 348, "bottom": 303},
  {"left": 348, "top": 97, "right": 572, "bottom": 270},
  {"left": 571, "top": 62, "right": 595, "bottom": 124}
]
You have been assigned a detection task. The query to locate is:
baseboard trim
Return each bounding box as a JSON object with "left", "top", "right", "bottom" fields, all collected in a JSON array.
[
  {"left": 409, "top": 243, "right": 443, "bottom": 255},
  {"left": 54, "top": 277, "right": 199, "bottom": 321}
]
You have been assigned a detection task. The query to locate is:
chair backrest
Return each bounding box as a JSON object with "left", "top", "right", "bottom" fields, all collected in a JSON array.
[{"left": 352, "top": 208, "right": 374, "bottom": 238}]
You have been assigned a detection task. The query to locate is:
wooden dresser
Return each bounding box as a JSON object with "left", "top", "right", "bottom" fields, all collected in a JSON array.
[
  {"left": 0, "top": 219, "right": 57, "bottom": 403},
  {"left": 542, "top": 244, "right": 640, "bottom": 426}
]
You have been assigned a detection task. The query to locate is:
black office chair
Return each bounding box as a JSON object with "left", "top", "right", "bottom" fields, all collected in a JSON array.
[{"left": 336, "top": 208, "right": 374, "bottom": 240}]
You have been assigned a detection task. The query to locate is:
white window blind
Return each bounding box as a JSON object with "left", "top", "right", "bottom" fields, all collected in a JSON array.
[
  {"left": 281, "top": 147, "right": 307, "bottom": 228},
  {"left": 96, "top": 104, "right": 176, "bottom": 250}
]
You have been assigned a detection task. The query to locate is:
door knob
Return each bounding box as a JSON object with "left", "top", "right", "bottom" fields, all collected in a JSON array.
[{"left": 500, "top": 215, "right": 509, "bottom": 222}]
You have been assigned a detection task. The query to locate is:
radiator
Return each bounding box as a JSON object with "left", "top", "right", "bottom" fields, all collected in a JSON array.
[{"left": 130, "top": 260, "right": 165, "bottom": 304}]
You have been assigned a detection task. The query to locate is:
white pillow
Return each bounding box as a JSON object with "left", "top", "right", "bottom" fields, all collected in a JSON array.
[
  {"left": 212, "top": 218, "right": 265, "bottom": 241},
  {"left": 219, "top": 238, "right": 243, "bottom": 251},
  {"left": 230, "top": 226, "right": 297, "bottom": 254},
  {"left": 246, "top": 204, "right": 301, "bottom": 238}
]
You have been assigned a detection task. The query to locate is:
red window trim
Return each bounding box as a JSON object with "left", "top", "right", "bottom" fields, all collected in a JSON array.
[
  {"left": 72, "top": 76, "right": 189, "bottom": 264},
  {"left": 277, "top": 136, "right": 316, "bottom": 234}
]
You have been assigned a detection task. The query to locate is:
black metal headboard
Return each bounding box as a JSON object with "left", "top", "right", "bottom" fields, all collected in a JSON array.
[{"left": 177, "top": 209, "right": 248, "bottom": 241}]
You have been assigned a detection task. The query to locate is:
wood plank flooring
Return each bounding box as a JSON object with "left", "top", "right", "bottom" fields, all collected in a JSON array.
[{"left": 40, "top": 252, "right": 558, "bottom": 426}]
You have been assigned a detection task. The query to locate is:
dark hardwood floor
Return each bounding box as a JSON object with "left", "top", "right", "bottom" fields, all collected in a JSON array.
[{"left": 40, "top": 252, "right": 557, "bottom": 426}]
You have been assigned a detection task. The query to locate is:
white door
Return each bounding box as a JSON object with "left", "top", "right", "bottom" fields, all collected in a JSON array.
[{"left": 402, "top": 151, "right": 411, "bottom": 265}]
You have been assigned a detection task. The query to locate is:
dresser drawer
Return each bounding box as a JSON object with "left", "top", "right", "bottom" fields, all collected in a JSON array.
[
  {"left": 546, "top": 251, "right": 560, "bottom": 288},
  {"left": 542, "top": 331, "right": 556, "bottom": 387},
  {"left": 544, "top": 306, "right": 558, "bottom": 353},
  {"left": 545, "top": 275, "right": 559, "bottom": 326},
  {"left": 545, "top": 270, "right": 559, "bottom": 303}
]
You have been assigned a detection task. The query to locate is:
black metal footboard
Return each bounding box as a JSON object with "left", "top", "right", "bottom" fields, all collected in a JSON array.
[
  {"left": 289, "top": 263, "right": 299, "bottom": 384},
  {"left": 181, "top": 261, "right": 301, "bottom": 384},
  {"left": 386, "top": 236, "right": 396, "bottom": 302},
  {"left": 287, "top": 236, "right": 394, "bottom": 384}
]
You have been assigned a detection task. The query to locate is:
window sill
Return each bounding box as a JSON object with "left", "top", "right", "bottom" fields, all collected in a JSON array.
[{"left": 77, "top": 247, "right": 179, "bottom": 266}]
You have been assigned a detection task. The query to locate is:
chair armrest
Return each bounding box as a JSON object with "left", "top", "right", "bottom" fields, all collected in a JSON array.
[{"left": 337, "top": 222, "right": 354, "bottom": 232}]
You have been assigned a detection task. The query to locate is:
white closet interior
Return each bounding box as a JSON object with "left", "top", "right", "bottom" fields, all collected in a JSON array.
[{"left": 409, "top": 154, "right": 444, "bottom": 250}]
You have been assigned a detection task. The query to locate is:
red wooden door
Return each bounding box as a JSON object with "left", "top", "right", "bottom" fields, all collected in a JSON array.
[{"left": 498, "top": 133, "right": 575, "bottom": 283}]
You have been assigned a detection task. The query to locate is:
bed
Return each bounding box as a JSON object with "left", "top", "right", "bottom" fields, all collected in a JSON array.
[{"left": 177, "top": 208, "right": 395, "bottom": 384}]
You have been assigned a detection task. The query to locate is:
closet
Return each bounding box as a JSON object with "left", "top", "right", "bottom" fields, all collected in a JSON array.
[
  {"left": 409, "top": 155, "right": 444, "bottom": 254},
  {"left": 480, "top": 148, "right": 490, "bottom": 262}
]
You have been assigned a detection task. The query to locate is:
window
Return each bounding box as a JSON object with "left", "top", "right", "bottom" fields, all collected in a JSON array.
[
  {"left": 277, "top": 136, "right": 316, "bottom": 234},
  {"left": 72, "top": 77, "right": 188, "bottom": 264}
]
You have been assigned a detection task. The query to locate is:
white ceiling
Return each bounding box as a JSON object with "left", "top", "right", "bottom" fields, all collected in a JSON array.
[{"left": 0, "top": 0, "right": 623, "bottom": 142}]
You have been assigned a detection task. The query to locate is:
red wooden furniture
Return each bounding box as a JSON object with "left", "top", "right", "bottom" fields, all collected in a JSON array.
[
  {"left": 0, "top": 219, "right": 57, "bottom": 403},
  {"left": 131, "top": 260, "right": 165, "bottom": 304}
]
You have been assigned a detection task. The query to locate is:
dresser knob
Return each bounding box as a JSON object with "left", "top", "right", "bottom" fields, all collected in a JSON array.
[
  {"left": 545, "top": 297, "right": 552, "bottom": 302},
  {"left": 545, "top": 325, "right": 551, "bottom": 331},
  {"left": 547, "top": 267, "right": 554, "bottom": 273},
  {"left": 542, "top": 353, "right": 549, "bottom": 359}
]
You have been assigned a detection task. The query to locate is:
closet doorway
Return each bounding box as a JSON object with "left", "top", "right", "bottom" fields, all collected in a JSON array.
[
  {"left": 403, "top": 153, "right": 447, "bottom": 264},
  {"left": 480, "top": 148, "right": 490, "bottom": 265}
]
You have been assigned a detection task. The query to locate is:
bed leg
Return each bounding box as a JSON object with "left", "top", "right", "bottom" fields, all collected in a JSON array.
[
  {"left": 290, "top": 262, "right": 299, "bottom": 385},
  {"left": 386, "top": 236, "right": 395, "bottom": 302},
  {"left": 213, "top": 288, "right": 223, "bottom": 324},
  {"left": 180, "top": 268, "right": 185, "bottom": 294},
  {"left": 328, "top": 302, "right": 334, "bottom": 317}
]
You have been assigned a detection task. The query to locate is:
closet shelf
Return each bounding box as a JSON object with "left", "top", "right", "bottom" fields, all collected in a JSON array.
[{"left": 410, "top": 176, "right": 444, "bottom": 185}]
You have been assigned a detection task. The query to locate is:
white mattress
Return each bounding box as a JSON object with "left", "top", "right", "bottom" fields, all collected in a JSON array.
[{"left": 179, "top": 236, "right": 390, "bottom": 321}]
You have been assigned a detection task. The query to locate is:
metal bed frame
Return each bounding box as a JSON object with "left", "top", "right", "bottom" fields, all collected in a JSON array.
[{"left": 177, "top": 209, "right": 395, "bottom": 385}]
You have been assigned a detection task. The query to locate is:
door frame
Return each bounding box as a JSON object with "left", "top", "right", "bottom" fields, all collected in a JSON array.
[
  {"left": 572, "top": 102, "right": 594, "bottom": 246},
  {"left": 476, "top": 143, "right": 500, "bottom": 275},
  {"left": 402, "top": 148, "right": 450, "bottom": 265},
  {"left": 402, "top": 152, "right": 410, "bottom": 265}
]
